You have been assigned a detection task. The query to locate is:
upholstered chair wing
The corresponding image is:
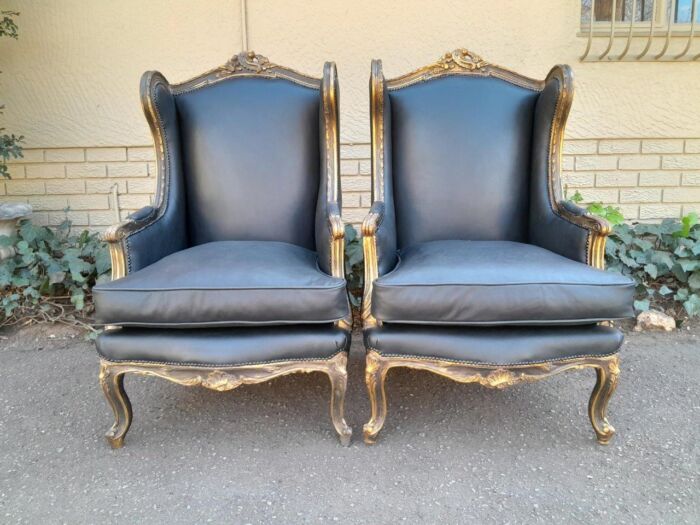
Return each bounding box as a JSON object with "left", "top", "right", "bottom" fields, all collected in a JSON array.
[
  {"left": 94, "top": 53, "right": 352, "bottom": 447},
  {"left": 361, "top": 50, "right": 635, "bottom": 445}
]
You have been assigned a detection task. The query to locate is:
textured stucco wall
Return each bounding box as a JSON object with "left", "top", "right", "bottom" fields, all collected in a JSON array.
[{"left": 1, "top": 0, "right": 699, "bottom": 146}]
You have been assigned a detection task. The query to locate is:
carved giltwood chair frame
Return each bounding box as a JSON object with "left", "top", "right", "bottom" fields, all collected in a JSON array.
[
  {"left": 97, "top": 52, "right": 352, "bottom": 447},
  {"left": 361, "top": 49, "right": 632, "bottom": 445}
]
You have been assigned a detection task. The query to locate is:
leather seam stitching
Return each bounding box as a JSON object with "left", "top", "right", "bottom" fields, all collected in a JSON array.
[{"left": 373, "top": 281, "right": 635, "bottom": 289}]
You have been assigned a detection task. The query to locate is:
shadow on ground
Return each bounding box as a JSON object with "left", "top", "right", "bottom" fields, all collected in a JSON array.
[{"left": 0, "top": 323, "right": 698, "bottom": 523}]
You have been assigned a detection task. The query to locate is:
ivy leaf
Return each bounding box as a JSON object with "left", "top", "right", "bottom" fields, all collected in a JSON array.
[
  {"left": 633, "top": 238, "right": 654, "bottom": 252},
  {"left": 683, "top": 294, "right": 700, "bottom": 317},
  {"left": 48, "top": 271, "right": 66, "bottom": 285},
  {"left": 673, "top": 212, "right": 699, "bottom": 238},
  {"left": 658, "top": 285, "right": 673, "bottom": 296},
  {"left": 15, "top": 240, "right": 29, "bottom": 254},
  {"left": 689, "top": 271, "right": 700, "bottom": 290},
  {"left": 0, "top": 235, "right": 15, "bottom": 247},
  {"left": 70, "top": 288, "right": 85, "bottom": 311},
  {"left": 650, "top": 251, "right": 674, "bottom": 270},
  {"left": 675, "top": 288, "right": 689, "bottom": 301},
  {"left": 634, "top": 299, "right": 650, "bottom": 312},
  {"left": 671, "top": 263, "right": 689, "bottom": 283},
  {"left": 678, "top": 259, "right": 700, "bottom": 272},
  {"left": 619, "top": 252, "right": 639, "bottom": 269},
  {"left": 0, "top": 265, "right": 13, "bottom": 287},
  {"left": 95, "top": 247, "right": 111, "bottom": 276},
  {"left": 644, "top": 263, "right": 658, "bottom": 279}
]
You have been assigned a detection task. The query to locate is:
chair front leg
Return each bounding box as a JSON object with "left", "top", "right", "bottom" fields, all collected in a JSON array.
[
  {"left": 327, "top": 352, "right": 353, "bottom": 446},
  {"left": 99, "top": 363, "right": 133, "bottom": 449},
  {"left": 363, "top": 351, "right": 389, "bottom": 444},
  {"left": 588, "top": 356, "right": 620, "bottom": 445}
]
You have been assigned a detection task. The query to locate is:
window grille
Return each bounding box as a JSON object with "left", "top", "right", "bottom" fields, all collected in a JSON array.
[{"left": 581, "top": 0, "right": 699, "bottom": 61}]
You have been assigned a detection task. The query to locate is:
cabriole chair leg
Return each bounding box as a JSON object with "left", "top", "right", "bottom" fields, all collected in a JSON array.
[
  {"left": 99, "top": 363, "right": 132, "bottom": 449},
  {"left": 328, "top": 353, "right": 353, "bottom": 446},
  {"left": 588, "top": 356, "right": 620, "bottom": 445},
  {"left": 363, "top": 351, "right": 388, "bottom": 444}
]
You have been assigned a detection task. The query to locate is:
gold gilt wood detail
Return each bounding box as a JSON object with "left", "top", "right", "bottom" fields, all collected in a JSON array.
[
  {"left": 386, "top": 48, "right": 545, "bottom": 91},
  {"left": 363, "top": 350, "right": 620, "bottom": 446},
  {"left": 171, "top": 51, "right": 320, "bottom": 94},
  {"left": 361, "top": 59, "right": 386, "bottom": 329},
  {"left": 320, "top": 61, "right": 352, "bottom": 331},
  {"left": 544, "top": 65, "right": 610, "bottom": 269},
  {"left": 100, "top": 351, "right": 352, "bottom": 449}
]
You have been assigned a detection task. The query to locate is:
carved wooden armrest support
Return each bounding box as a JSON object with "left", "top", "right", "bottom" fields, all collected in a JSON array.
[
  {"left": 103, "top": 206, "right": 159, "bottom": 280},
  {"left": 361, "top": 202, "right": 385, "bottom": 328},
  {"left": 557, "top": 200, "right": 611, "bottom": 269},
  {"left": 327, "top": 201, "right": 345, "bottom": 279},
  {"left": 559, "top": 200, "right": 612, "bottom": 236},
  {"left": 325, "top": 201, "right": 352, "bottom": 331}
]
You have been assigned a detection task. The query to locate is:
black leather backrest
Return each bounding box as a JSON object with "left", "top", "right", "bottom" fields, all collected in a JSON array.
[
  {"left": 389, "top": 76, "right": 539, "bottom": 249},
  {"left": 174, "top": 77, "right": 320, "bottom": 249}
]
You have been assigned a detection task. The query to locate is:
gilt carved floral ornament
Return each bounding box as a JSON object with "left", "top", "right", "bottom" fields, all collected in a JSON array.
[
  {"left": 221, "top": 51, "right": 273, "bottom": 74},
  {"left": 436, "top": 48, "right": 489, "bottom": 72}
]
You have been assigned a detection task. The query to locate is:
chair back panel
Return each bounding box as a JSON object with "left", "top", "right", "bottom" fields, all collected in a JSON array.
[
  {"left": 388, "top": 75, "right": 539, "bottom": 249},
  {"left": 175, "top": 77, "right": 319, "bottom": 248}
]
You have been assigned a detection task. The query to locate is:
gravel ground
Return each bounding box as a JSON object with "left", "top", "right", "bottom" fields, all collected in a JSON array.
[{"left": 0, "top": 323, "right": 698, "bottom": 524}]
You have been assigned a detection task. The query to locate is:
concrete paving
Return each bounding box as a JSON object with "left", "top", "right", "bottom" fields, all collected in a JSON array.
[{"left": 0, "top": 324, "right": 698, "bottom": 524}]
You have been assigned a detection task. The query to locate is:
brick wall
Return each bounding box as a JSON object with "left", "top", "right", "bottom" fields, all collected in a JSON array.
[
  {"left": 2, "top": 147, "right": 156, "bottom": 229},
  {"left": 2, "top": 139, "right": 699, "bottom": 231},
  {"left": 562, "top": 138, "right": 700, "bottom": 221}
]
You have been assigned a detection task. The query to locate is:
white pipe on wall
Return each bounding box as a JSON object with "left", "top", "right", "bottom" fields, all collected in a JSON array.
[{"left": 240, "top": 0, "right": 249, "bottom": 50}]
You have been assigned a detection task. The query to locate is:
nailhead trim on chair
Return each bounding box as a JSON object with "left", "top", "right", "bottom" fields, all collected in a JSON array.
[
  {"left": 370, "top": 341, "right": 623, "bottom": 367},
  {"left": 96, "top": 350, "right": 347, "bottom": 369}
]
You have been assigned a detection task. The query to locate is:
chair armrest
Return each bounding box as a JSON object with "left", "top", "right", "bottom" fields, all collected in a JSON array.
[
  {"left": 546, "top": 200, "right": 611, "bottom": 269},
  {"left": 103, "top": 204, "right": 180, "bottom": 280},
  {"left": 326, "top": 201, "right": 345, "bottom": 279},
  {"left": 361, "top": 201, "right": 397, "bottom": 327},
  {"left": 528, "top": 64, "right": 610, "bottom": 269}
]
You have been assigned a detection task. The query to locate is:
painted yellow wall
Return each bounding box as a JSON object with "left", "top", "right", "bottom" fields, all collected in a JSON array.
[{"left": 1, "top": 0, "right": 699, "bottom": 147}]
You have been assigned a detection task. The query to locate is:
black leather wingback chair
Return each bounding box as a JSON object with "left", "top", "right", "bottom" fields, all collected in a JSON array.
[
  {"left": 361, "top": 49, "right": 634, "bottom": 444},
  {"left": 94, "top": 52, "right": 352, "bottom": 447}
]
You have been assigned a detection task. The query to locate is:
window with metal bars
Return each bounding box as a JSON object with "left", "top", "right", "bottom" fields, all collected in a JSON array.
[{"left": 581, "top": 0, "right": 699, "bottom": 24}]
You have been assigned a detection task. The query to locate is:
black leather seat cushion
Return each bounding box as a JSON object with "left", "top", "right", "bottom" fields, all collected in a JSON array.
[
  {"left": 94, "top": 241, "right": 350, "bottom": 327},
  {"left": 97, "top": 325, "right": 349, "bottom": 366},
  {"left": 372, "top": 240, "right": 634, "bottom": 325},
  {"left": 365, "top": 324, "right": 623, "bottom": 365}
]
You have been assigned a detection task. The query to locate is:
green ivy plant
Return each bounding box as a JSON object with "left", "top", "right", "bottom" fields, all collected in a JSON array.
[
  {"left": 569, "top": 190, "right": 625, "bottom": 226},
  {"left": 567, "top": 190, "right": 699, "bottom": 318},
  {"left": 0, "top": 218, "right": 111, "bottom": 334},
  {"left": 344, "top": 224, "right": 364, "bottom": 307},
  {"left": 0, "top": 9, "right": 23, "bottom": 179},
  {"left": 606, "top": 213, "right": 700, "bottom": 318}
]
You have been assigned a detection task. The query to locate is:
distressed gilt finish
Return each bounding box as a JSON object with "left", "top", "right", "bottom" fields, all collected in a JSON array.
[
  {"left": 100, "top": 52, "right": 352, "bottom": 447},
  {"left": 100, "top": 352, "right": 352, "bottom": 448},
  {"left": 362, "top": 49, "right": 619, "bottom": 445},
  {"left": 363, "top": 350, "right": 620, "bottom": 445},
  {"left": 321, "top": 61, "right": 353, "bottom": 331},
  {"left": 361, "top": 59, "right": 387, "bottom": 329}
]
